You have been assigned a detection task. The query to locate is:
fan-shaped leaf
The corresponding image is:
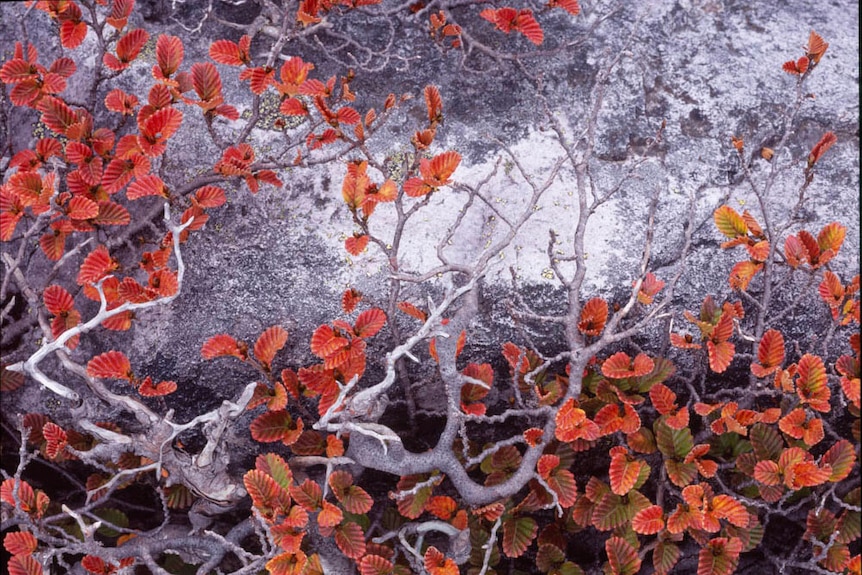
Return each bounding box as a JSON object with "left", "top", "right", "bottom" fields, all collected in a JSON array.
[
  {"left": 821, "top": 439, "right": 856, "bottom": 482},
  {"left": 250, "top": 410, "right": 303, "bottom": 445},
  {"left": 697, "top": 537, "right": 742, "bottom": 575},
  {"left": 254, "top": 326, "right": 288, "bottom": 368},
  {"left": 154, "top": 34, "right": 183, "bottom": 78},
  {"left": 8, "top": 554, "right": 43, "bottom": 575},
  {"left": 138, "top": 377, "right": 177, "bottom": 397},
  {"left": 3, "top": 530, "right": 37, "bottom": 556},
  {"left": 201, "top": 334, "right": 246, "bottom": 360},
  {"left": 87, "top": 351, "right": 132, "bottom": 380},
  {"left": 606, "top": 536, "right": 641, "bottom": 575},
  {"left": 604, "top": 352, "right": 654, "bottom": 379},
  {"left": 335, "top": 522, "right": 366, "bottom": 559},
  {"left": 354, "top": 308, "right": 386, "bottom": 338},
  {"left": 714, "top": 206, "right": 747, "bottom": 239},
  {"left": 796, "top": 354, "right": 830, "bottom": 412},
  {"left": 502, "top": 516, "right": 537, "bottom": 558},
  {"left": 578, "top": 297, "right": 608, "bottom": 336},
  {"left": 632, "top": 505, "right": 665, "bottom": 535}
]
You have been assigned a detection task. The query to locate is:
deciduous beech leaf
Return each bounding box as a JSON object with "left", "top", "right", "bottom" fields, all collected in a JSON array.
[
  {"left": 751, "top": 329, "right": 784, "bottom": 377},
  {"left": 105, "top": 29, "right": 149, "bottom": 71},
  {"left": 605, "top": 536, "right": 641, "bottom": 575},
  {"left": 653, "top": 541, "right": 680, "bottom": 575},
  {"left": 317, "top": 499, "right": 343, "bottom": 528},
  {"left": 254, "top": 326, "right": 288, "bottom": 368},
  {"left": 808, "top": 131, "right": 837, "bottom": 167},
  {"left": 713, "top": 205, "right": 747, "bottom": 239},
  {"left": 424, "top": 546, "right": 458, "bottom": 575},
  {"left": 209, "top": 37, "right": 251, "bottom": 66},
  {"left": 359, "top": 554, "right": 393, "bottom": 575},
  {"left": 341, "top": 288, "right": 363, "bottom": 313},
  {"left": 602, "top": 352, "right": 654, "bottom": 379},
  {"left": 354, "top": 308, "right": 386, "bottom": 338},
  {"left": 425, "top": 495, "right": 457, "bottom": 520},
  {"left": 707, "top": 340, "right": 734, "bottom": 373},
  {"left": 3, "top": 530, "right": 38, "bottom": 556},
  {"left": 729, "top": 260, "right": 762, "bottom": 291},
  {"left": 549, "top": 0, "right": 581, "bottom": 15},
  {"left": 638, "top": 272, "right": 665, "bottom": 304},
  {"left": 8, "top": 554, "right": 43, "bottom": 575},
  {"left": 778, "top": 408, "right": 824, "bottom": 446},
  {"left": 820, "top": 439, "right": 856, "bottom": 482},
  {"left": 266, "top": 550, "right": 307, "bottom": 575},
  {"left": 42, "top": 422, "right": 67, "bottom": 459},
  {"left": 193, "top": 185, "right": 226, "bottom": 208},
  {"left": 243, "top": 469, "right": 281, "bottom": 512},
  {"left": 138, "top": 377, "right": 177, "bottom": 397},
  {"left": 697, "top": 537, "right": 743, "bottom": 575},
  {"left": 250, "top": 410, "right": 303, "bottom": 445},
  {"left": 796, "top": 354, "right": 830, "bottom": 412},
  {"left": 502, "top": 516, "right": 538, "bottom": 558},
  {"left": 335, "top": 522, "right": 366, "bottom": 559},
  {"left": 87, "top": 351, "right": 132, "bottom": 380},
  {"left": 609, "top": 446, "right": 648, "bottom": 495},
  {"left": 290, "top": 478, "right": 323, "bottom": 512},
  {"left": 201, "top": 334, "right": 246, "bottom": 360},
  {"left": 419, "top": 150, "right": 460, "bottom": 187},
  {"left": 424, "top": 85, "right": 443, "bottom": 125},
  {"left": 632, "top": 505, "right": 665, "bottom": 534},
  {"left": 397, "top": 301, "right": 428, "bottom": 321},
  {"left": 154, "top": 34, "right": 183, "bottom": 80},
  {"left": 43, "top": 285, "right": 75, "bottom": 315},
  {"left": 555, "top": 398, "right": 601, "bottom": 443},
  {"left": 578, "top": 297, "right": 608, "bottom": 336},
  {"left": 345, "top": 234, "right": 369, "bottom": 256},
  {"left": 480, "top": 7, "right": 544, "bottom": 45}
]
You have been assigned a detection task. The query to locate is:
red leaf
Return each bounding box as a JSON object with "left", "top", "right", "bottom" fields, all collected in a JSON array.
[
  {"left": 60, "top": 20, "right": 88, "bottom": 50},
  {"left": 42, "top": 422, "right": 68, "bottom": 459},
  {"left": 424, "top": 85, "right": 443, "bottom": 125},
  {"left": 68, "top": 196, "right": 99, "bottom": 220},
  {"left": 334, "top": 522, "right": 366, "bottom": 559},
  {"left": 606, "top": 536, "right": 641, "bottom": 575},
  {"left": 209, "top": 39, "right": 249, "bottom": 66},
  {"left": 8, "top": 554, "right": 43, "bottom": 575},
  {"left": 201, "top": 334, "right": 247, "bottom": 360},
  {"left": 424, "top": 546, "right": 458, "bottom": 575},
  {"left": 796, "top": 354, "right": 830, "bottom": 412},
  {"left": 578, "top": 297, "right": 608, "bottom": 336},
  {"left": 190, "top": 62, "right": 223, "bottom": 103},
  {"left": 341, "top": 288, "right": 363, "bottom": 313},
  {"left": 43, "top": 285, "right": 75, "bottom": 315},
  {"left": 251, "top": 410, "right": 304, "bottom": 445},
  {"left": 602, "top": 352, "right": 655, "bottom": 379},
  {"left": 138, "top": 377, "right": 177, "bottom": 397},
  {"left": 154, "top": 34, "right": 183, "bottom": 79},
  {"left": 194, "top": 185, "right": 227, "bottom": 208},
  {"left": 808, "top": 131, "right": 837, "bottom": 167},
  {"left": 87, "top": 351, "right": 132, "bottom": 380},
  {"left": 254, "top": 326, "right": 288, "bottom": 369},
  {"left": 820, "top": 439, "right": 856, "bottom": 482},
  {"left": 126, "top": 174, "right": 169, "bottom": 200},
  {"left": 345, "top": 234, "right": 369, "bottom": 256},
  {"left": 707, "top": 341, "right": 735, "bottom": 373},
  {"left": 632, "top": 505, "right": 665, "bottom": 535},
  {"left": 310, "top": 325, "right": 349, "bottom": 359},
  {"left": 112, "top": 29, "right": 149, "bottom": 68},
  {"left": 354, "top": 308, "right": 386, "bottom": 338},
  {"left": 3, "top": 530, "right": 38, "bottom": 556},
  {"left": 502, "top": 516, "right": 538, "bottom": 558},
  {"left": 751, "top": 329, "right": 784, "bottom": 377},
  {"left": 419, "top": 150, "right": 460, "bottom": 187}
]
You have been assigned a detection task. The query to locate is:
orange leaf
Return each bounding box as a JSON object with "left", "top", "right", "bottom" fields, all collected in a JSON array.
[
  {"left": 707, "top": 341, "right": 735, "bottom": 373},
  {"left": 424, "top": 85, "right": 443, "bottom": 125},
  {"left": 420, "top": 150, "right": 460, "bottom": 187},
  {"left": 138, "top": 377, "right": 177, "bottom": 397},
  {"left": 796, "top": 354, "right": 830, "bottom": 412},
  {"left": 578, "top": 297, "right": 608, "bottom": 336},
  {"left": 632, "top": 505, "right": 665, "bottom": 535},
  {"left": 87, "top": 351, "right": 132, "bottom": 380},
  {"left": 345, "top": 234, "right": 369, "bottom": 256},
  {"left": 254, "top": 326, "right": 289, "bottom": 369},
  {"left": 424, "top": 546, "right": 459, "bottom": 575},
  {"left": 602, "top": 352, "right": 655, "bottom": 379},
  {"left": 751, "top": 329, "right": 784, "bottom": 377},
  {"left": 3, "top": 530, "right": 38, "bottom": 556},
  {"left": 201, "top": 334, "right": 247, "bottom": 360},
  {"left": 354, "top": 308, "right": 386, "bottom": 338},
  {"left": 77, "top": 245, "right": 117, "bottom": 285}
]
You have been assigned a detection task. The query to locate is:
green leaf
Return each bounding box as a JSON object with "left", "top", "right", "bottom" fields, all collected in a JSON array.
[
  {"left": 502, "top": 516, "right": 538, "bottom": 558},
  {"left": 94, "top": 507, "right": 129, "bottom": 538},
  {"left": 749, "top": 423, "right": 783, "bottom": 461}
]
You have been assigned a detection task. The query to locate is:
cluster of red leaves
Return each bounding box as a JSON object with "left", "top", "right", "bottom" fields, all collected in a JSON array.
[
  {"left": 243, "top": 451, "right": 375, "bottom": 573},
  {"left": 87, "top": 349, "right": 177, "bottom": 396},
  {"left": 429, "top": 11, "right": 462, "bottom": 49},
  {"left": 783, "top": 30, "right": 828, "bottom": 75}
]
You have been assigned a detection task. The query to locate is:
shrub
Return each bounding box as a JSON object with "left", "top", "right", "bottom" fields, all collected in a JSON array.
[{"left": 1, "top": 2, "right": 858, "bottom": 575}]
